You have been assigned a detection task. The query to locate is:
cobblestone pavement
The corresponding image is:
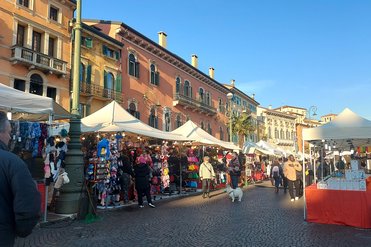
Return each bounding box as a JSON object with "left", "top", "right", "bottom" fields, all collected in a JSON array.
[{"left": 15, "top": 182, "right": 371, "bottom": 247}]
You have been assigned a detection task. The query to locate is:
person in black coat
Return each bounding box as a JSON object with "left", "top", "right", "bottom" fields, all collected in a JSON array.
[
  {"left": 133, "top": 155, "right": 155, "bottom": 208},
  {"left": 0, "top": 111, "right": 41, "bottom": 246},
  {"left": 118, "top": 150, "right": 134, "bottom": 204}
]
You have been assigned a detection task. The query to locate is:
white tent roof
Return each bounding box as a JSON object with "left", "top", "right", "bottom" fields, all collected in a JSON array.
[
  {"left": 303, "top": 108, "right": 371, "bottom": 150},
  {"left": 171, "top": 120, "right": 240, "bottom": 150},
  {"left": 81, "top": 101, "right": 188, "bottom": 141},
  {"left": 0, "top": 83, "right": 71, "bottom": 120},
  {"left": 256, "top": 140, "right": 285, "bottom": 156},
  {"left": 242, "top": 141, "right": 275, "bottom": 155}
]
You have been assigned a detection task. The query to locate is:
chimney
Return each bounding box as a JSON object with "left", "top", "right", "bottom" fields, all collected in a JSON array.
[
  {"left": 230, "top": 79, "right": 235, "bottom": 87},
  {"left": 158, "top": 31, "right": 167, "bottom": 48},
  {"left": 252, "top": 93, "right": 255, "bottom": 99},
  {"left": 268, "top": 104, "right": 272, "bottom": 110},
  {"left": 209, "top": 67, "right": 215, "bottom": 79},
  {"left": 191, "top": 54, "right": 198, "bottom": 68}
]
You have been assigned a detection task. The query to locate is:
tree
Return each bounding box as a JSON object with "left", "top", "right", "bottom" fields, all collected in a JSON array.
[{"left": 231, "top": 111, "right": 256, "bottom": 147}]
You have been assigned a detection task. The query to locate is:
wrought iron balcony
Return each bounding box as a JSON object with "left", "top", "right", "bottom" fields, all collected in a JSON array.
[
  {"left": 10, "top": 45, "right": 67, "bottom": 76},
  {"left": 79, "top": 82, "right": 123, "bottom": 102},
  {"left": 173, "top": 92, "right": 217, "bottom": 116}
]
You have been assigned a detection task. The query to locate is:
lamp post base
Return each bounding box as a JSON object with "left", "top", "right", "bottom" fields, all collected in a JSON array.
[{"left": 55, "top": 116, "right": 85, "bottom": 216}]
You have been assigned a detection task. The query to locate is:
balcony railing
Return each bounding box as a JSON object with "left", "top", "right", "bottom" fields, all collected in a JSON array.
[
  {"left": 173, "top": 92, "right": 217, "bottom": 115},
  {"left": 79, "top": 82, "right": 123, "bottom": 102},
  {"left": 10, "top": 45, "right": 67, "bottom": 76}
]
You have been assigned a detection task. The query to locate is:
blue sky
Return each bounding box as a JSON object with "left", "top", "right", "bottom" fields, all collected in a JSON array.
[{"left": 83, "top": 0, "right": 371, "bottom": 119}]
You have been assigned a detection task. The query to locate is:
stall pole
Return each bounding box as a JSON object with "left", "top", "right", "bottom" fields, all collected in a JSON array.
[
  {"left": 302, "top": 137, "right": 306, "bottom": 220},
  {"left": 42, "top": 114, "right": 53, "bottom": 222},
  {"left": 313, "top": 145, "right": 317, "bottom": 184}
]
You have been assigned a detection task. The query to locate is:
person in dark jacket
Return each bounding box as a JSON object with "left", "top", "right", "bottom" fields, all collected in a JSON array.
[
  {"left": 118, "top": 150, "right": 134, "bottom": 204},
  {"left": 0, "top": 111, "right": 41, "bottom": 246},
  {"left": 134, "top": 154, "right": 155, "bottom": 208}
]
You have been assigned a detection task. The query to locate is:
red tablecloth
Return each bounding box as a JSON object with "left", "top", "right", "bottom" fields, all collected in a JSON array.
[{"left": 305, "top": 178, "right": 371, "bottom": 228}]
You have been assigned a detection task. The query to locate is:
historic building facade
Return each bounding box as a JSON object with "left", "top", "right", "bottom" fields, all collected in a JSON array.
[
  {"left": 75, "top": 23, "right": 124, "bottom": 116},
  {"left": 0, "top": 0, "right": 76, "bottom": 111},
  {"left": 82, "top": 20, "right": 231, "bottom": 140},
  {"left": 257, "top": 106, "right": 297, "bottom": 154}
]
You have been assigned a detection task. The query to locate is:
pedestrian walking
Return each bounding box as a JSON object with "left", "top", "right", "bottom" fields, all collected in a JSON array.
[
  {"left": 228, "top": 152, "right": 241, "bottom": 189},
  {"left": 0, "top": 111, "right": 41, "bottom": 246},
  {"left": 199, "top": 156, "right": 215, "bottom": 198},
  {"left": 283, "top": 155, "right": 302, "bottom": 202},
  {"left": 134, "top": 152, "right": 155, "bottom": 208},
  {"left": 270, "top": 159, "right": 282, "bottom": 193},
  {"left": 118, "top": 149, "right": 134, "bottom": 204},
  {"left": 279, "top": 158, "right": 288, "bottom": 193}
]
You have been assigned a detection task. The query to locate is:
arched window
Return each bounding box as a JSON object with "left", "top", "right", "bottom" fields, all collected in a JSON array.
[
  {"left": 286, "top": 130, "right": 290, "bottom": 140},
  {"left": 280, "top": 129, "right": 284, "bottom": 139},
  {"left": 80, "top": 63, "right": 85, "bottom": 83},
  {"left": 175, "top": 77, "right": 181, "bottom": 93},
  {"left": 200, "top": 121, "right": 204, "bottom": 130},
  {"left": 199, "top": 88, "right": 204, "bottom": 102},
  {"left": 207, "top": 123, "right": 212, "bottom": 135},
  {"left": 149, "top": 107, "right": 158, "bottom": 128},
  {"left": 104, "top": 71, "right": 114, "bottom": 98},
  {"left": 128, "top": 53, "right": 139, "bottom": 77},
  {"left": 268, "top": 126, "right": 272, "bottom": 139},
  {"left": 274, "top": 128, "right": 279, "bottom": 139},
  {"left": 129, "top": 102, "right": 136, "bottom": 116},
  {"left": 29, "top": 74, "right": 43, "bottom": 95},
  {"left": 219, "top": 126, "right": 224, "bottom": 141},
  {"left": 184, "top": 80, "right": 190, "bottom": 97},
  {"left": 206, "top": 92, "right": 211, "bottom": 105},
  {"left": 150, "top": 63, "right": 159, "bottom": 85},
  {"left": 175, "top": 115, "right": 182, "bottom": 128},
  {"left": 218, "top": 98, "right": 223, "bottom": 112},
  {"left": 291, "top": 131, "right": 295, "bottom": 140},
  {"left": 164, "top": 111, "right": 170, "bottom": 132}
]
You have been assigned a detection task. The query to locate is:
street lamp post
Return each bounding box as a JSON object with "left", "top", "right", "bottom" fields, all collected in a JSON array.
[
  {"left": 55, "top": 0, "right": 86, "bottom": 217},
  {"left": 227, "top": 92, "right": 233, "bottom": 143},
  {"left": 308, "top": 105, "right": 317, "bottom": 120}
]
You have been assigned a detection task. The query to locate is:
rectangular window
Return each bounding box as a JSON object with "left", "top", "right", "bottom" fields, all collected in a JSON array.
[
  {"left": 102, "top": 45, "right": 115, "bottom": 58},
  {"left": 49, "top": 6, "right": 59, "bottom": 22},
  {"left": 47, "top": 87, "right": 57, "bottom": 101},
  {"left": 14, "top": 79, "right": 26, "bottom": 91},
  {"left": 48, "top": 37, "right": 55, "bottom": 57},
  {"left": 32, "top": 31, "right": 42, "bottom": 52},
  {"left": 18, "top": 0, "right": 29, "bottom": 8},
  {"left": 16, "top": 25, "right": 25, "bottom": 46},
  {"left": 81, "top": 36, "right": 93, "bottom": 48}
]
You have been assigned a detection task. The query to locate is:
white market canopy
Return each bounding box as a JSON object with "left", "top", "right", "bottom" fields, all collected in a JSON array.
[
  {"left": 256, "top": 140, "right": 286, "bottom": 156},
  {"left": 0, "top": 83, "right": 71, "bottom": 121},
  {"left": 171, "top": 120, "right": 240, "bottom": 150},
  {"left": 81, "top": 101, "right": 188, "bottom": 141},
  {"left": 302, "top": 108, "right": 371, "bottom": 150},
  {"left": 242, "top": 141, "right": 275, "bottom": 155}
]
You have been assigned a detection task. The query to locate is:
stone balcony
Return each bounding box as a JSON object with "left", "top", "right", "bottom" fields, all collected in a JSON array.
[
  {"left": 79, "top": 82, "right": 123, "bottom": 103},
  {"left": 173, "top": 92, "right": 217, "bottom": 116}
]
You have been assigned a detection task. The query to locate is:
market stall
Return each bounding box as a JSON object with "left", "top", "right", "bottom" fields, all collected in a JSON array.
[{"left": 302, "top": 108, "right": 371, "bottom": 228}]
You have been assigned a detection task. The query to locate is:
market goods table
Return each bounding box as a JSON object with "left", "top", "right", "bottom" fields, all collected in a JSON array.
[{"left": 305, "top": 178, "right": 371, "bottom": 229}]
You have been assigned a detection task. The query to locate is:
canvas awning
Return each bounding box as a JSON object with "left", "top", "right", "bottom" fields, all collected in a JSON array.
[
  {"left": 171, "top": 120, "right": 240, "bottom": 150},
  {"left": 0, "top": 83, "right": 71, "bottom": 120},
  {"left": 81, "top": 101, "right": 188, "bottom": 141}
]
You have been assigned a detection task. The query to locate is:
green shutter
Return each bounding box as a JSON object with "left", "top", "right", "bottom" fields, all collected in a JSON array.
[
  {"left": 86, "top": 65, "right": 92, "bottom": 83},
  {"left": 86, "top": 38, "right": 93, "bottom": 48},
  {"left": 115, "top": 74, "right": 122, "bottom": 92},
  {"left": 103, "top": 70, "right": 108, "bottom": 89},
  {"left": 135, "top": 62, "right": 140, "bottom": 78},
  {"left": 102, "top": 45, "right": 107, "bottom": 55},
  {"left": 115, "top": 51, "right": 120, "bottom": 60},
  {"left": 155, "top": 72, "right": 159, "bottom": 85}
]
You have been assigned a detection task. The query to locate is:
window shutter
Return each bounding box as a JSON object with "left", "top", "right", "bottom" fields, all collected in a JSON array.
[
  {"left": 155, "top": 72, "right": 159, "bottom": 85},
  {"left": 155, "top": 117, "right": 158, "bottom": 128},
  {"left": 102, "top": 45, "right": 107, "bottom": 55},
  {"left": 115, "top": 74, "right": 122, "bottom": 92},
  {"left": 86, "top": 38, "right": 93, "bottom": 48},
  {"left": 190, "top": 86, "right": 193, "bottom": 98},
  {"left": 148, "top": 116, "right": 151, "bottom": 126},
  {"left": 115, "top": 51, "right": 120, "bottom": 60},
  {"left": 135, "top": 111, "right": 140, "bottom": 120},
  {"left": 103, "top": 70, "right": 108, "bottom": 89},
  {"left": 135, "top": 62, "right": 140, "bottom": 78},
  {"left": 86, "top": 65, "right": 92, "bottom": 83}
]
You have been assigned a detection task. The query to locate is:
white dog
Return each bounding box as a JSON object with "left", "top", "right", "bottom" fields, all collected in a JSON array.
[{"left": 226, "top": 185, "right": 243, "bottom": 202}]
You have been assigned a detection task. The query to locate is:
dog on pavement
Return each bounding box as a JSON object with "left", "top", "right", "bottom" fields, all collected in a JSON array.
[{"left": 226, "top": 184, "right": 243, "bottom": 202}]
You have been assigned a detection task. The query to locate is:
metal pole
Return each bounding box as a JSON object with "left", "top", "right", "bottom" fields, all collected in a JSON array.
[
  {"left": 302, "top": 136, "right": 306, "bottom": 220},
  {"left": 229, "top": 101, "right": 233, "bottom": 143},
  {"left": 55, "top": 0, "right": 85, "bottom": 216}
]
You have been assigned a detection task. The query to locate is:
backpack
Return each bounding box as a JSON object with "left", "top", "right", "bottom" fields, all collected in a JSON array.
[{"left": 272, "top": 166, "right": 280, "bottom": 178}]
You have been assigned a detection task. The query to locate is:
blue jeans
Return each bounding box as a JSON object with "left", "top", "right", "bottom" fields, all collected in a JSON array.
[
  {"left": 231, "top": 175, "right": 239, "bottom": 189},
  {"left": 273, "top": 176, "right": 280, "bottom": 188}
]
